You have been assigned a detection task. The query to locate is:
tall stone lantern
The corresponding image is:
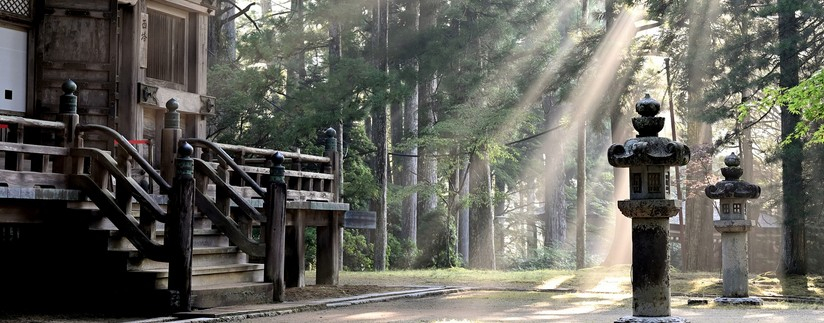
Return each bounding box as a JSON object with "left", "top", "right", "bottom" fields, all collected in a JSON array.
[
  {"left": 608, "top": 94, "right": 690, "bottom": 322},
  {"left": 705, "top": 153, "right": 762, "bottom": 305}
]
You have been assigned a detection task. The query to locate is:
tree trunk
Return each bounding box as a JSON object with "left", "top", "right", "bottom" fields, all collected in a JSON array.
[
  {"left": 459, "top": 160, "right": 470, "bottom": 263},
  {"left": 399, "top": 0, "right": 419, "bottom": 247},
  {"left": 287, "top": 0, "right": 305, "bottom": 94},
  {"left": 469, "top": 148, "right": 495, "bottom": 269},
  {"left": 576, "top": 122, "right": 587, "bottom": 269},
  {"left": 778, "top": 0, "right": 805, "bottom": 276},
  {"left": 207, "top": 1, "right": 238, "bottom": 67},
  {"left": 417, "top": 0, "right": 438, "bottom": 228},
  {"left": 575, "top": 0, "right": 588, "bottom": 270},
  {"left": 391, "top": 101, "right": 403, "bottom": 185},
  {"left": 542, "top": 94, "right": 566, "bottom": 247},
  {"left": 372, "top": 0, "right": 390, "bottom": 271},
  {"left": 682, "top": 0, "right": 720, "bottom": 272},
  {"left": 526, "top": 180, "right": 537, "bottom": 254},
  {"left": 494, "top": 179, "right": 506, "bottom": 257},
  {"left": 603, "top": 109, "right": 632, "bottom": 265},
  {"left": 261, "top": 0, "right": 271, "bottom": 15},
  {"left": 328, "top": 0, "right": 344, "bottom": 189}
]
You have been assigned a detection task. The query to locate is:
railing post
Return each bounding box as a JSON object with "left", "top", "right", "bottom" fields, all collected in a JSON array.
[
  {"left": 324, "top": 127, "right": 339, "bottom": 202},
  {"left": 166, "top": 141, "right": 194, "bottom": 312},
  {"left": 317, "top": 127, "right": 340, "bottom": 285},
  {"left": 264, "top": 152, "right": 287, "bottom": 302},
  {"left": 161, "top": 99, "right": 182, "bottom": 187},
  {"left": 57, "top": 79, "right": 80, "bottom": 174}
]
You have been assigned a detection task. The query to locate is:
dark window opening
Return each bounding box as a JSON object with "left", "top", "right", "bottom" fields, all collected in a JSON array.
[
  {"left": 147, "top": 9, "right": 186, "bottom": 86},
  {"left": 733, "top": 203, "right": 742, "bottom": 214},
  {"left": 631, "top": 173, "right": 642, "bottom": 193},
  {"left": 648, "top": 173, "right": 661, "bottom": 193}
]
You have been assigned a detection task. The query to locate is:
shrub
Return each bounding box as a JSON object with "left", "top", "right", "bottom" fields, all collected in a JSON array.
[{"left": 343, "top": 229, "right": 373, "bottom": 271}]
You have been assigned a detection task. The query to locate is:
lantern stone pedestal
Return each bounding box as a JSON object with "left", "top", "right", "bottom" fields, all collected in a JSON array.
[
  {"left": 705, "top": 153, "right": 762, "bottom": 306},
  {"left": 608, "top": 95, "right": 690, "bottom": 323}
]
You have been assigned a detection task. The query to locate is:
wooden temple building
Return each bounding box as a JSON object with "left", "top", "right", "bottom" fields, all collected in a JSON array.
[{"left": 0, "top": 0, "right": 348, "bottom": 313}]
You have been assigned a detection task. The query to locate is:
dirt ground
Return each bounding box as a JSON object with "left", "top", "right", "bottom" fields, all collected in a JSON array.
[
  {"left": 249, "top": 291, "right": 824, "bottom": 323},
  {"left": 0, "top": 285, "right": 405, "bottom": 323},
  {"left": 285, "top": 284, "right": 408, "bottom": 301}
]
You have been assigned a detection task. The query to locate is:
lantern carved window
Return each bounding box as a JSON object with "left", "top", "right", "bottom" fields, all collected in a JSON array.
[
  {"left": 632, "top": 173, "right": 642, "bottom": 193},
  {"left": 648, "top": 173, "right": 661, "bottom": 193}
]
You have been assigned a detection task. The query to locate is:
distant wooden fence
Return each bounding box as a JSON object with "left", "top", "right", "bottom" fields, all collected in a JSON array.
[{"left": 669, "top": 224, "right": 781, "bottom": 272}]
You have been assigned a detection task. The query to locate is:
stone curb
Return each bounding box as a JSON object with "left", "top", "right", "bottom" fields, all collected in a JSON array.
[{"left": 131, "top": 286, "right": 471, "bottom": 323}]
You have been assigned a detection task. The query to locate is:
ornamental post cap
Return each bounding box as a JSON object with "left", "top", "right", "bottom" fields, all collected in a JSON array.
[
  {"left": 721, "top": 152, "right": 744, "bottom": 181},
  {"left": 635, "top": 93, "right": 661, "bottom": 117},
  {"left": 271, "top": 151, "right": 285, "bottom": 166},
  {"left": 166, "top": 98, "right": 179, "bottom": 111},
  {"left": 62, "top": 79, "right": 77, "bottom": 94},
  {"left": 724, "top": 152, "right": 741, "bottom": 167},
  {"left": 178, "top": 141, "right": 193, "bottom": 158},
  {"left": 325, "top": 127, "right": 337, "bottom": 138},
  {"left": 631, "top": 94, "right": 666, "bottom": 137}
]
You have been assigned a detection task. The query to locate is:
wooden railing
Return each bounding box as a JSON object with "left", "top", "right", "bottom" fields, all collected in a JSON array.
[
  {"left": 0, "top": 115, "right": 70, "bottom": 188},
  {"left": 0, "top": 80, "right": 342, "bottom": 308},
  {"left": 190, "top": 139, "right": 339, "bottom": 203}
]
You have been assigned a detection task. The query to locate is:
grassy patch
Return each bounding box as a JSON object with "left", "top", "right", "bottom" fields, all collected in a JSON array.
[{"left": 332, "top": 268, "right": 824, "bottom": 298}]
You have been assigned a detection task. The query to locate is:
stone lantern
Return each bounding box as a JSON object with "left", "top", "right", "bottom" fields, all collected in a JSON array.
[
  {"left": 608, "top": 94, "right": 690, "bottom": 322},
  {"left": 705, "top": 153, "right": 762, "bottom": 305}
]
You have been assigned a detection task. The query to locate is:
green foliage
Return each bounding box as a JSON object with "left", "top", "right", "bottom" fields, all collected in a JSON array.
[
  {"left": 387, "top": 235, "right": 418, "bottom": 269},
  {"left": 415, "top": 208, "right": 461, "bottom": 268},
  {"left": 343, "top": 229, "right": 373, "bottom": 271},
  {"left": 501, "top": 246, "right": 577, "bottom": 270},
  {"left": 304, "top": 227, "right": 317, "bottom": 270},
  {"left": 740, "top": 70, "right": 824, "bottom": 145}
]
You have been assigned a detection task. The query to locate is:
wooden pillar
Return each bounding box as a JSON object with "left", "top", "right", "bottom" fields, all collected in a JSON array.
[
  {"left": 161, "top": 99, "right": 182, "bottom": 187},
  {"left": 115, "top": 150, "right": 133, "bottom": 215},
  {"left": 316, "top": 215, "right": 340, "bottom": 285},
  {"left": 166, "top": 141, "right": 195, "bottom": 312},
  {"left": 285, "top": 210, "right": 305, "bottom": 288},
  {"left": 264, "top": 152, "right": 287, "bottom": 302}
]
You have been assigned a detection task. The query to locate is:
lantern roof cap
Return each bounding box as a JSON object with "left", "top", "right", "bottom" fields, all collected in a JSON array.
[
  {"left": 705, "top": 152, "right": 761, "bottom": 199},
  {"left": 608, "top": 95, "right": 690, "bottom": 168}
]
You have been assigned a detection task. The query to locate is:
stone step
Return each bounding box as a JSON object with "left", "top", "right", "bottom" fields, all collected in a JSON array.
[
  {"left": 131, "top": 263, "right": 264, "bottom": 289},
  {"left": 88, "top": 213, "right": 214, "bottom": 231},
  {"left": 106, "top": 228, "right": 229, "bottom": 251},
  {"left": 125, "top": 246, "right": 247, "bottom": 270},
  {"left": 191, "top": 282, "right": 274, "bottom": 309}
]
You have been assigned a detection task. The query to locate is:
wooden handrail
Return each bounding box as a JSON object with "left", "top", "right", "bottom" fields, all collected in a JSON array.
[
  {"left": 0, "top": 115, "right": 65, "bottom": 130},
  {"left": 70, "top": 174, "right": 169, "bottom": 262},
  {"left": 76, "top": 124, "right": 171, "bottom": 191},
  {"left": 185, "top": 138, "right": 266, "bottom": 197},
  {"left": 193, "top": 158, "right": 265, "bottom": 223},
  {"left": 194, "top": 188, "right": 265, "bottom": 257},
  {"left": 210, "top": 142, "right": 331, "bottom": 164},
  {"left": 72, "top": 147, "right": 167, "bottom": 223}
]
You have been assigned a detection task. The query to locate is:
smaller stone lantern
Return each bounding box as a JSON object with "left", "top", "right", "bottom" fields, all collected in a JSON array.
[{"left": 705, "top": 153, "right": 762, "bottom": 305}]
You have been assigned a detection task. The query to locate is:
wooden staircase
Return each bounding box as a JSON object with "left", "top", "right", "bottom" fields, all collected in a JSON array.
[
  {"left": 87, "top": 185, "right": 273, "bottom": 309},
  {"left": 0, "top": 112, "right": 347, "bottom": 313}
]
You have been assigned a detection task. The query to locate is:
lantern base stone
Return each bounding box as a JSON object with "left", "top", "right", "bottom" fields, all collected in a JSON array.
[
  {"left": 615, "top": 316, "right": 687, "bottom": 323},
  {"left": 714, "top": 297, "right": 763, "bottom": 306}
]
